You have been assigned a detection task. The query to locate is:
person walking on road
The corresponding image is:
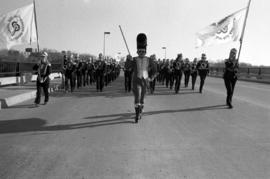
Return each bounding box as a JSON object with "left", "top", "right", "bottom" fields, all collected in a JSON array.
[
  {"left": 131, "top": 33, "right": 156, "bottom": 123},
  {"left": 94, "top": 53, "right": 106, "bottom": 92},
  {"left": 124, "top": 54, "right": 133, "bottom": 92},
  {"left": 223, "top": 48, "right": 238, "bottom": 109},
  {"left": 33, "top": 52, "right": 51, "bottom": 106},
  {"left": 197, "top": 53, "right": 209, "bottom": 93},
  {"left": 190, "top": 58, "right": 198, "bottom": 90}
]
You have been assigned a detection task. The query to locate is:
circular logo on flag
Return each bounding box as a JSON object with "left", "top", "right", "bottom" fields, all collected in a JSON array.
[{"left": 7, "top": 16, "right": 24, "bottom": 40}]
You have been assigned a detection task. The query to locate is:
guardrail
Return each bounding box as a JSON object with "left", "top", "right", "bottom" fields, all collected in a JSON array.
[
  {"left": 0, "top": 61, "right": 62, "bottom": 77},
  {"left": 209, "top": 67, "right": 270, "bottom": 83}
]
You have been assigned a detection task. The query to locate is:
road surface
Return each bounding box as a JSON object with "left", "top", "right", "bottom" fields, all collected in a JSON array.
[{"left": 0, "top": 74, "right": 269, "bottom": 179}]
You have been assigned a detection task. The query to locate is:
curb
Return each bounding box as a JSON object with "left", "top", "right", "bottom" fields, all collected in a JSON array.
[{"left": 0, "top": 83, "right": 62, "bottom": 110}]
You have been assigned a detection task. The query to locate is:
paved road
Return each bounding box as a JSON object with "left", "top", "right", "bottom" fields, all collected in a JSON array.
[{"left": 0, "top": 74, "right": 269, "bottom": 179}]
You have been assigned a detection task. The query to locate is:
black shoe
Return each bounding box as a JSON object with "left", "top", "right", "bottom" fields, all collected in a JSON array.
[
  {"left": 44, "top": 102, "right": 47, "bottom": 105},
  {"left": 228, "top": 103, "right": 233, "bottom": 109},
  {"left": 135, "top": 116, "right": 138, "bottom": 123},
  {"left": 135, "top": 107, "right": 140, "bottom": 123},
  {"left": 139, "top": 105, "right": 143, "bottom": 120}
]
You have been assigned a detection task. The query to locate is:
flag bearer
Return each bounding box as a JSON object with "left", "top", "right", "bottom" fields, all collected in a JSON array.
[
  {"left": 223, "top": 48, "right": 238, "bottom": 108},
  {"left": 33, "top": 52, "right": 51, "bottom": 106}
]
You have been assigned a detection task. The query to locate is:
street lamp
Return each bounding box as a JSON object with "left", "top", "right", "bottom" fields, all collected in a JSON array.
[
  {"left": 103, "top": 32, "right": 110, "bottom": 60},
  {"left": 162, "top": 47, "right": 166, "bottom": 59}
]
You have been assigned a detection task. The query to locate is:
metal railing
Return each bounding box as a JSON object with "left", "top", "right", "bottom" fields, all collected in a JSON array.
[
  {"left": 0, "top": 61, "right": 62, "bottom": 77},
  {"left": 209, "top": 67, "right": 270, "bottom": 81}
]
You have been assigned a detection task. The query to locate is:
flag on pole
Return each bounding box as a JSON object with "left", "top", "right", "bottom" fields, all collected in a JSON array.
[
  {"left": 0, "top": 3, "right": 37, "bottom": 49},
  {"left": 196, "top": 8, "right": 247, "bottom": 48}
]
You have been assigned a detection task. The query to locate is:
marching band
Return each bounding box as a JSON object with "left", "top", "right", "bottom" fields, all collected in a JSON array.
[{"left": 34, "top": 40, "right": 241, "bottom": 123}]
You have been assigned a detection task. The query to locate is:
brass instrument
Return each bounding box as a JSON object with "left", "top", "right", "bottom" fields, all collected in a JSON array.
[
  {"left": 175, "top": 61, "right": 181, "bottom": 70},
  {"left": 191, "top": 63, "right": 197, "bottom": 73},
  {"left": 200, "top": 61, "right": 208, "bottom": 70}
]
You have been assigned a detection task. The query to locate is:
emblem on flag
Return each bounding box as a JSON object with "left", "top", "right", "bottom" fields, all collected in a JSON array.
[
  {"left": 0, "top": 3, "right": 37, "bottom": 49},
  {"left": 196, "top": 8, "right": 247, "bottom": 47},
  {"left": 7, "top": 15, "right": 24, "bottom": 40}
]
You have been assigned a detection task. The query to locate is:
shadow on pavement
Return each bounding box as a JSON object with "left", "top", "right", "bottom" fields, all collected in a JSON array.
[
  {"left": 84, "top": 104, "right": 228, "bottom": 120},
  {"left": 0, "top": 104, "right": 227, "bottom": 134},
  {"left": 0, "top": 117, "right": 134, "bottom": 134}
]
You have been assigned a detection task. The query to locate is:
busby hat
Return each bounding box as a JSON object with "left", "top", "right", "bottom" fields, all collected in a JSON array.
[{"left": 137, "top": 33, "right": 147, "bottom": 50}]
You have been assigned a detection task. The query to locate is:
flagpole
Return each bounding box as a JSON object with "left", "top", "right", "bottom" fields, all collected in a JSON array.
[
  {"left": 237, "top": 0, "right": 252, "bottom": 62},
  {"left": 33, "top": 0, "right": 40, "bottom": 52}
]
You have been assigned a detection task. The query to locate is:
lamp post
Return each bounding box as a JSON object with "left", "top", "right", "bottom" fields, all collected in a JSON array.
[
  {"left": 103, "top": 32, "right": 110, "bottom": 60},
  {"left": 162, "top": 47, "right": 166, "bottom": 59}
]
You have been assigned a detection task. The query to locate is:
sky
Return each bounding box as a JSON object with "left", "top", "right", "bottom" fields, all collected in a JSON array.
[{"left": 0, "top": 0, "right": 270, "bottom": 66}]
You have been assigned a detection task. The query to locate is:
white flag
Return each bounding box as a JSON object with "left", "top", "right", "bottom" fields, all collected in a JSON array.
[
  {"left": 196, "top": 8, "right": 247, "bottom": 48},
  {"left": 0, "top": 3, "right": 37, "bottom": 49}
]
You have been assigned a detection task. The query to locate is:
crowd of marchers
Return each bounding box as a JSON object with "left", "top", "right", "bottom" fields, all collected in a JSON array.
[
  {"left": 124, "top": 53, "right": 210, "bottom": 95},
  {"left": 62, "top": 53, "right": 121, "bottom": 93}
]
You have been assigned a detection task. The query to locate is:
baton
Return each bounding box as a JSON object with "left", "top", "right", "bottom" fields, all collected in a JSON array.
[{"left": 119, "top": 25, "right": 131, "bottom": 55}]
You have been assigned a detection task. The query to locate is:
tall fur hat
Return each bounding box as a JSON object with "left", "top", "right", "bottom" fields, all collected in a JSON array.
[{"left": 137, "top": 33, "right": 147, "bottom": 50}]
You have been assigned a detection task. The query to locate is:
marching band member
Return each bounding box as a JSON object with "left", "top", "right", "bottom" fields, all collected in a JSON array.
[
  {"left": 76, "top": 56, "right": 83, "bottom": 89},
  {"left": 124, "top": 54, "right": 133, "bottom": 92},
  {"left": 149, "top": 54, "right": 158, "bottom": 94},
  {"left": 33, "top": 52, "right": 51, "bottom": 106},
  {"left": 131, "top": 33, "right": 156, "bottom": 123},
  {"left": 173, "top": 53, "right": 183, "bottom": 93},
  {"left": 197, "top": 53, "right": 209, "bottom": 93},
  {"left": 94, "top": 53, "right": 106, "bottom": 92},
  {"left": 168, "top": 60, "right": 175, "bottom": 90},
  {"left": 223, "top": 48, "right": 238, "bottom": 108},
  {"left": 64, "top": 57, "right": 76, "bottom": 93},
  {"left": 183, "top": 58, "right": 191, "bottom": 88},
  {"left": 190, "top": 58, "right": 198, "bottom": 90}
]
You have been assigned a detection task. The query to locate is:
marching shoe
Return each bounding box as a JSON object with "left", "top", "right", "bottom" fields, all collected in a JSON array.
[{"left": 135, "top": 107, "right": 140, "bottom": 123}]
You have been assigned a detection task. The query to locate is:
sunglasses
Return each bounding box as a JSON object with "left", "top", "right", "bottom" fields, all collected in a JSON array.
[{"left": 138, "top": 49, "right": 146, "bottom": 53}]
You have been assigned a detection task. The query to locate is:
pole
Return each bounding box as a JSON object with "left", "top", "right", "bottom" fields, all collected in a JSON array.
[
  {"left": 103, "top": 32, "right": 105, "bottom": 59},
  {"left": 237, "top": 0, "right": 252, "bottom": 62},
  {"left": 33, "top": 0, "right": 40, "bottom": 52},
  {"left": 119, "top": 25, "right": 131, "bottom": 55},
  {"left": 103, "top": 32, "right": 110, "bottom": 60},
  {"left": 162, "top": 47, "right": 166, "bottom": 59}
]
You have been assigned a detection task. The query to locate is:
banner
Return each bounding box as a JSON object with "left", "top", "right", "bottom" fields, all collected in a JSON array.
[
  {"left": 196, "top": 8, "right": 247, "bottom": 48},
  {"left": 0, "top": 3, "right": 37, "bottom": 49}
]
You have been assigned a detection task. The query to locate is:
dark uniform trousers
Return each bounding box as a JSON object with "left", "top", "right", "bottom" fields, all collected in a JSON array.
[
  {"left": 198, "top": 71, "right": 208, "bottom": 92},
  {"left": 35, "top": 80, "right": 49, "bottom": 104},
  {"left": 124, "top": 71, "right": 132, "bottom": 92},
  {"left": 174, "top": 70, "right": 182, "bottom": 93},
  {"left": 149, "top": 78, "right": 156, "bottom": 94},
  {"left": 224, "top": 75, "right": 237, "bottom": 105},
  {"left": 65, "top": 71, "right": 76, "bottom": 92},
  {"left": 96, "top": 72, "right": 104, "bottom": 91},
  {"left": 191, "top": 71, "right": 197, "bottom": 90},
  {"left": 184, "top": 70, "right": 191, "bottom": 87}
]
